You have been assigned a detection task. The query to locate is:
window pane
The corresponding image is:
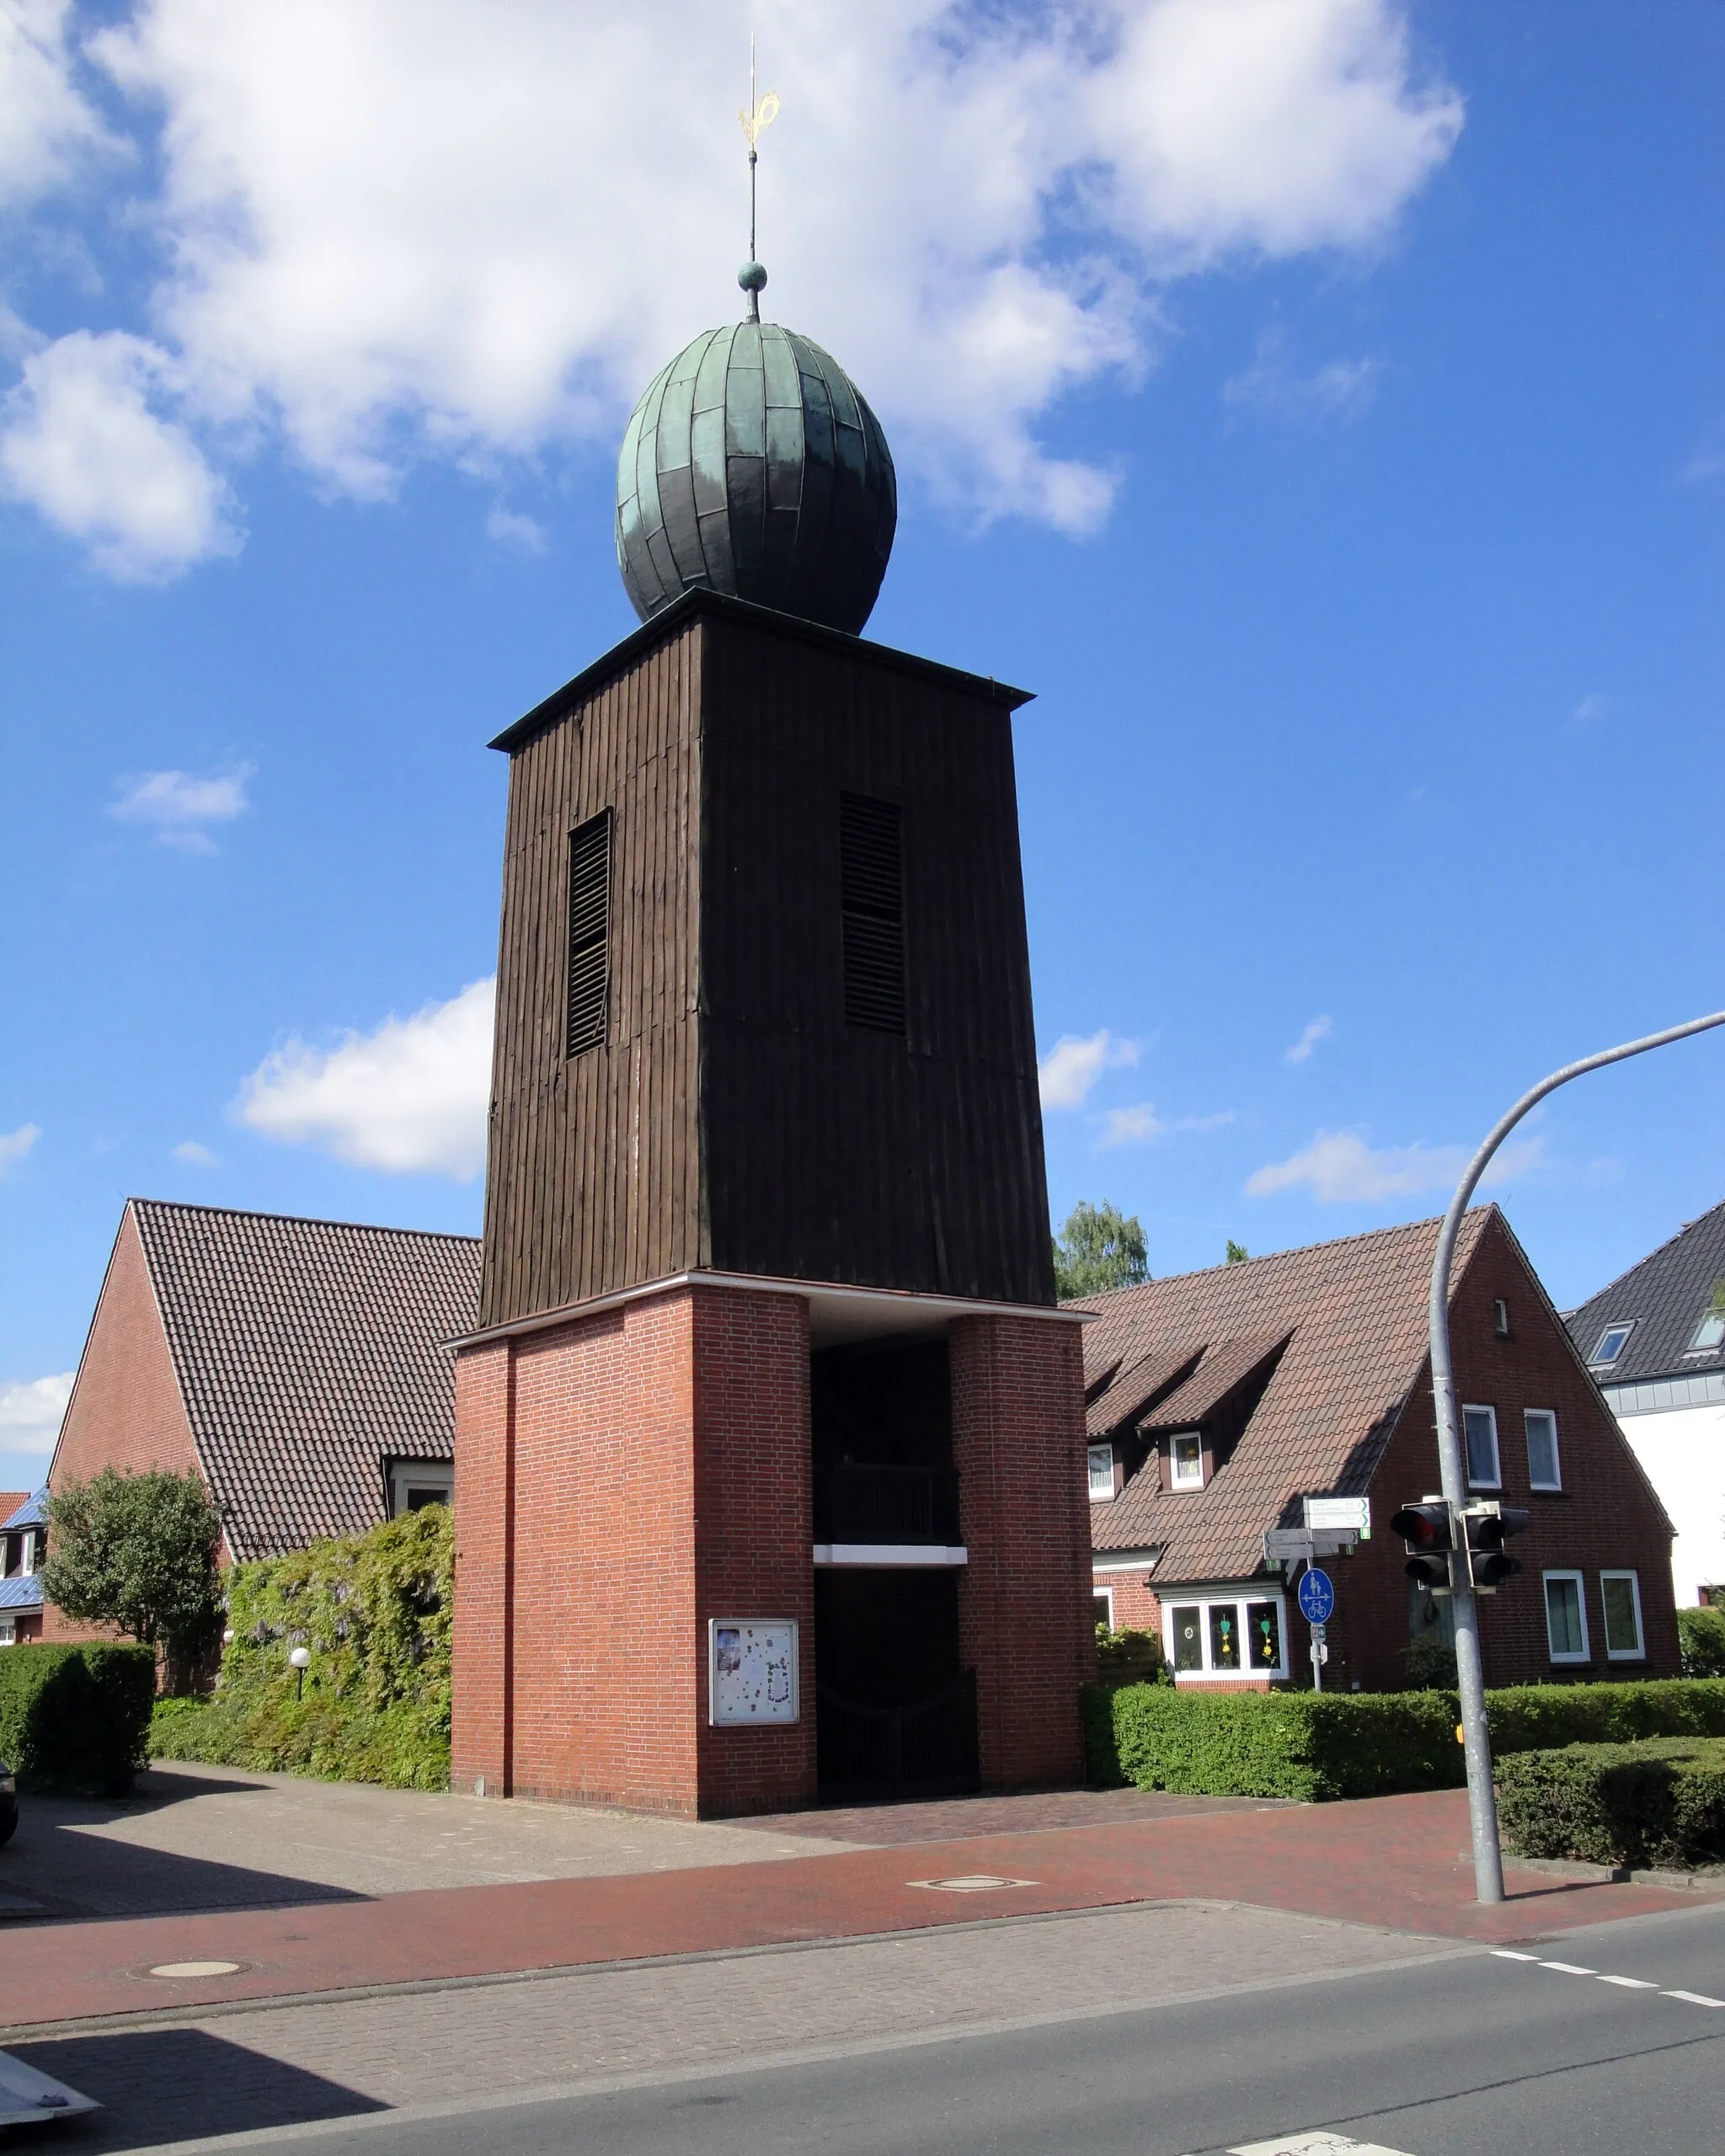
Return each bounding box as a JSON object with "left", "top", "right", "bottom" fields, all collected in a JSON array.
[
  {"left": 1602, "top": 1575, "right": 1642, "bottom": 1656},
  {"left": 1246, "top": 1600, "right": 1282, "bottom": 1673},
  {"left": 1593, "top": 1325, "right": 1630, "bottom": 1365},
  {"left": 1087, "top": 1446, "right": 1114, "bottom": 1499},
  {"left": 1172, "top": 1433, "right": 1203, "bottom": 1486},
  {"left": 1208, "top": 1604, "right": 1241, "bottom": 1671},
  {"left": 1463, "top": 1407, "right": 1500, "bottom": 1486},
  {"left": 1546, "top": 1576, "right": 1584, "bottom": 1658},
  {"left": 1525, "top": 1411, "right": 1560, "bottom": 1488},
  {"left": 1171, "top": 1606, "right": 1203, "bottom": 1673},
  {"left": 1092, "top": 1593, "right": 1114, "bottom": 1630},
  {"left": 1690, "top": 1311, "right": 1725, "bottom": 1352}
]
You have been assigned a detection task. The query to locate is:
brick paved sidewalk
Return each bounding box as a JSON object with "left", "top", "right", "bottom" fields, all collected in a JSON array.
[{"left": 5, "top": 1785, "right": 1721, "bottom": 2038}]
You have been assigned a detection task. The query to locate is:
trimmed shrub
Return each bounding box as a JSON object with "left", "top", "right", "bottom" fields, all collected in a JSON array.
[
  {"left": 1678, "top": 1606, "right": 1725, "bottom": 1679},
  {"left": 0, "top": 1644, "right": 157, "bottom": 1795},
  {"left": 150, "top": 1506, "right": 451, "bottom": 1791},
  {"left": 1399, "top": 1637, "right": 1459, "bottom": 1692},
  {"left": 1495, "top": 1737, "right": 1725, "bottom": 1870},
  {"left": 1094, "top": 1684, "right": 1464, "bottom": 1802},
  {"left": 1085, "top": 1675, "right": 1725, "bottom": 1802}
]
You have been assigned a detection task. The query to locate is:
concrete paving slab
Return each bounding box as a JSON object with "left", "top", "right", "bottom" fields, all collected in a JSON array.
[{"left": 0, "top": 1761, "right": 863, "bottom": 1919}]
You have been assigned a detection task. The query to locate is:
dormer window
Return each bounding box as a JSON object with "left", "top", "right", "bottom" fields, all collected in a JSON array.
[
  {"left": 1087, "top": 1444, "right": 1116, "bottom": 1502},
  {"left": 1169, "top": 1430, "right": 1204, "bottom": 1490},
  {"left": 1589, "top": 1322, "right": 1632, "bottom": 1368}
]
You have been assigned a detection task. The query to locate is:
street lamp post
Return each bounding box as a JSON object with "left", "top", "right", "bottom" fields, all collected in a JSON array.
[{"left": 1434, "top": 1008, "right": 1725, "bottom": 1906}]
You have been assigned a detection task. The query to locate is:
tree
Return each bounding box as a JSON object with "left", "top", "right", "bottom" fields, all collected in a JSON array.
[
  {"left": 1052, "top": 1200, "right": 1149, "bottom": 1300},
  {"left": 42, "top": 1469, "right": 224, "bottom": 1693},
  {"left": 1226, "top": 1240, "right": 1249, "bottom": 1265}
]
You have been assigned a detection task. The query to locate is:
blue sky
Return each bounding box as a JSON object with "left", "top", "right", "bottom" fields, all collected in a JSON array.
[{"left": 2, "top": 1, "right": 1722, "bottom": 1492}]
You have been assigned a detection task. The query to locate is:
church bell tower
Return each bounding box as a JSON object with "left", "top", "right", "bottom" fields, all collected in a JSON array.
[{"left": 451, "top": 189, "right": 1093, "bottom": 1817}]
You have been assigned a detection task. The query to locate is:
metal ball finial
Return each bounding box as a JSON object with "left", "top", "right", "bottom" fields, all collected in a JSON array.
[{"left": 739, "top": 261, "right": 767, "bottom": 293}]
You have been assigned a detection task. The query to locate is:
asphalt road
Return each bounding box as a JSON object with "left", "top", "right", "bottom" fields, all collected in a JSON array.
[{"left": 51, "top": 1898, "right": 1725, "bottom": 2155}]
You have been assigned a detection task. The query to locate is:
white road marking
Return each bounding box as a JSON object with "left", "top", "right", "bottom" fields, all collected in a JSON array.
[
  {"left": 1227, "top": 2136, "right": 1416, "bottom": 2156},
  {"left": 1539, "top": 1961, "right": 1597, "bottom": 1975},
  {"left": 1495, "top": 1954, "right": 1725, "bottom": 2009},
  {"left": 1663, "top": 1989, "right": 1725, "bottom": 2009},
  {"left": 1597, "top": 1975, "right": 1658, "bottom": 1989},
  {"left": 1491, "top": 1950, "right": 1540, "bottom": 1961}
]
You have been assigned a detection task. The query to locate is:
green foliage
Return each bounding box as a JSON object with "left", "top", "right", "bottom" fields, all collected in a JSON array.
[
  {"left": 1495, "top": 1738, "right": 1725, "bottom": 1870},
  {"left": 149, "top": 1506, "right": 452, "bottom": 1790},
  {"left": 1399, "top": 1637, "right": 1460, "bottom": 1691},
  {"left": 1225, "top": 1240, "right": 1249, "bottom": 1266},
  {"left": 42, "top": 1468, "right": 223, "bottom": 1689},
  {"left": 1084, "top": 1676, "right": 1725, "bottom": 1802},
  {"left": 0, "top": 1644, "right": 157, "bottom": 1795},
  {"left": 1094, "top": 1626, "right": 1170, "bottom": 1689},
  {"left": 1053, "top": 1201, "right": 1150, "bottom": 1300},
  {"left": 1678, "top": 1605, "right": 1725, "bottom": 1678},
  {"left": 1090, "top": 1685, "right": 1466, "bottom": 1801}
]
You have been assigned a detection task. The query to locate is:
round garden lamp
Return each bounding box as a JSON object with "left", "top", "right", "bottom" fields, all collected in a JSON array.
[{"left": 288, "top": 1645, "right": 311, "bottom": 1701}]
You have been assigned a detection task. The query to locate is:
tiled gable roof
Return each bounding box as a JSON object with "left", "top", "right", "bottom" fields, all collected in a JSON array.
[
  {"left": 130, "top": 1200, "right": 480, "bottom": 1562},
  {"left": 1565, "top": 1196, "right": 1725, "bottom": 1390},
  {"left": 1080, "top": 1210, "right": 1491, "bottom": 1583},
  {"left": 0, "top": 1495, "right": 32, "bottom": 1530}
]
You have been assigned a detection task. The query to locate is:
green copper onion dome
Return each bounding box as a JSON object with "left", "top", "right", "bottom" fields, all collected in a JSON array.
[{"left": 616, "top": 318, "right": 896, "bottom": 636}]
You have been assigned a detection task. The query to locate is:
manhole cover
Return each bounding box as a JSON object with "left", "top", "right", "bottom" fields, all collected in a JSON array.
[
  {"left": 909, "top": 1875, "right": 1038, "bottom": 1893},
  {"left": 144, "top": 1960, "right": 245, "bottom": 1979}
]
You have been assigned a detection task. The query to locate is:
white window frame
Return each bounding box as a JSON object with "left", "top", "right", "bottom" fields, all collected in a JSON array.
[
  {"left": 1162, "top": 1591, "right": 1288, "bottom": 1681},
  {"left": 1493, "top": 1298, "right": 1510, "bottom": 1337},
  {"left": 1523, "top": 1408, "right": 1562, "bottom": 1492},
  {"left": 1590, "top": 1322, "right": 1633, "bottom": 1368},
  {"left": 1685, "top": 1309, "right": 1725, "bottom": 1354},
  {"left": 1092, "top": 1582, "right": 1116, "bottom": 1631},
  {"left": 1088, "top": 1444, "right": 1116, "bottom": 1502},
  {"left": 387, "top": 1461, "right": 454, "bottom": 1517},
  {"left": 0, "top": 1617, "right": 14, "bottom": 1646},
  {"left": 1462, "top": 1404, "right": 1502, "bottom": 1491},
  {"left": 1168, "top": 1430, "right": 1204, "bottom": 1491},
  {"left": 1543, "top": 1569, "right": 1590, "bottom": 1664},
  {"left": 1599, "top": 1570, "right": 1645, "bottom": 1662}
]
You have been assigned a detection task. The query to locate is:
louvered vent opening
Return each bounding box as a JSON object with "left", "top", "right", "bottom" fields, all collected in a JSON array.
[
  {"left": 565, "top": 808, "right": 613, "bottom": 1059},
  {"left": 840, "top": 792, "right": 905, "bottom": 1036}
]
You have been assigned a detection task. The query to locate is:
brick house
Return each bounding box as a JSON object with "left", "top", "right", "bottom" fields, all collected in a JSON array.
[
  {"left": 1081, "top": 1207, "right": 1679, "bottom": 1692},
  {"left": 47, "top": 1200, "right": 479, "bottom": 1611},
  {"left": 0, "top": 1493, "right": 42, "bottom": 1645},
  {"left": 1565, "top": 1194, "right": 1725, "bottom": 1606}
]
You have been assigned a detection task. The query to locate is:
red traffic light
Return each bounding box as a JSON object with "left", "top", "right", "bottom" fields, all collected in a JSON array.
[{"left": 1390, "top": 1502, "right": 1452, "bottom": 1551}]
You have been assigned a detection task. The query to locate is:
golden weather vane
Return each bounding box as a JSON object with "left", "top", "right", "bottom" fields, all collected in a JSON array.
[{"left": 737, "top": 35, "right": 779, "bottom": 321}]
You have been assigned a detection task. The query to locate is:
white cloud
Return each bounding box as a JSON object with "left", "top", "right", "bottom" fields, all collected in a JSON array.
[
  {"left": 1569, "top": 691, "right": 1610, "bottom": 728},
  {"left": 111, "top": 764, "right": 250, "bottom": 851},
  {"left": 0, "top": 1370, "right": 73, "bottom": 1454},
  {"left": 1039, "top": 1029, "right": 1140, "bottom": 1110},
  {"left": 1683, "top": 427, "right": 1725, "bottom": 483},
  {"left": 0, "top": 0, "right": 115, "bottom": 211},
  {"left": 485, "top": 505, "right": 547, "bottom": 552},
  {"left": 238, "top": 977, "right": 494, "bottom": 1180},
  {"left": 1245, "top": 1128, "right": 1544, "bottom": 1203},
  {"left": 0, "top": 330, "right": 241, "bottom": 579},
  {"left": 0, "top": 1123, "right": 40, "bottom": 1175},
  {"left": 1102, "top": 1102, "right": 1164, "bottom": 1145},
  {"left": 172, "top": 1139, "right": 216, "bottom": 1166},
  {"left": 1225, "top": 328, "right": 1381, "bottom": 419},
  {"left": 1285, "top": 1014, "right": 1333, "bottom": 1065},
  {"left": 0, "top": 0, "right": 1460, "bottom": 574}
]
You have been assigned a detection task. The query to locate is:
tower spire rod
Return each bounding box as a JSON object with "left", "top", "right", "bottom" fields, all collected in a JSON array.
[{"left": 738, "top": 35, "right": 778, "bottom": 322}]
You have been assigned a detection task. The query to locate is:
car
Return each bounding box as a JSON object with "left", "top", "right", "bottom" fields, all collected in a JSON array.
[{"left": 0, "top": 1763, "right": 15, "bottom": 1846}]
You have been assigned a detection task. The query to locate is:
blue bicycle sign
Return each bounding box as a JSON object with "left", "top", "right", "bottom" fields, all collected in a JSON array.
[{"left": 1297, "top": 1567, "right": 1335, "bottom": 1624}]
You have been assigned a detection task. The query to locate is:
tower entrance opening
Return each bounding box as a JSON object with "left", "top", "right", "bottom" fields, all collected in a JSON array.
[{"left": 809, "top": 1335, "right": 979, "bottom": 1801}]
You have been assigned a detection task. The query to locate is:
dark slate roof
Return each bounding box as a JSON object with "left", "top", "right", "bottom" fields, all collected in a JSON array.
[
  {"left": 129, "top": 1200, "right": 481, "bottom": 1562},
  {"left": 1079, "top": 1210, "right": 1493, "bottom": 1582},
  {"left": 1565, "top": 1198, "right": 1725, "bottom": 1389},
  {"left": 0, "top": 1575, "right": 42, "bottom": 1610}
]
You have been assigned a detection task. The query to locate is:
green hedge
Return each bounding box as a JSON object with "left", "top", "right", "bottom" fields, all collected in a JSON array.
[
  {"left": 1678, "top": 1606, "right": 1725, "bottom": 1678},
  {"left": 1495, "top": 1738, "right": 1725, "bottom": 1869},
  {"left": 150, "top": 1506, "right": 451, "bottom": 1791},
  {"left": 0, "top": 1644, "right": 157, "bottom": 1796},
  {"left": 1086, "top": 1677, "right": 1725, "bottom": 1802}
]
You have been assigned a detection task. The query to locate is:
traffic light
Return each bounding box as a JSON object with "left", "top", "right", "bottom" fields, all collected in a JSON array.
[
  {"left": 1461, "top": 1503, "right": 1530, "bottom": 1592},
  {"left": 1391, "top": 1499, "right": 1454, "bottom": 1593}
]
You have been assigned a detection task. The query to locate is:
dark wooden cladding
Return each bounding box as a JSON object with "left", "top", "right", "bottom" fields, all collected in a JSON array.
[{"left": 478, "top": 593, "right": 1055, "bottom": 1329}]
